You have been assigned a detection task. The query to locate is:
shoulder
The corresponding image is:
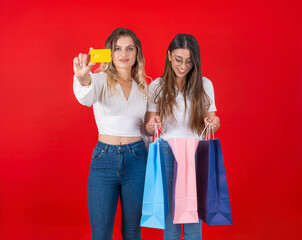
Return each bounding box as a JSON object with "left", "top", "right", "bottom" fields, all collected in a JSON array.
[
  {"left": 202, "top": 76, "right": 215, "bottom": 92},
  {"left": 148, "top": 77, "right": 162, "bottom": 96},
  {"left": 202, "top": 76, "right": 214, "bottom": 88},
  {"left": 202, "top": 76, "right": 215, "bottom": 98},
  {"left": 149, "top": 77, "right": 161, "bottom": 86},
  {"left": 148, "top": 77, "right": 161, "bottom": 89}
]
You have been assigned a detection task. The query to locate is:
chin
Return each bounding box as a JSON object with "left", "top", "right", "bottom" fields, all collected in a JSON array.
[
  {"left": 176, "top": 73, "right": 187, "bottom": 78},
  {"left": 115, "top": 64, "right": 133, "bottom": 70},
  {"left": 116, "top": 61, "right": 136, "bottom": 69}
]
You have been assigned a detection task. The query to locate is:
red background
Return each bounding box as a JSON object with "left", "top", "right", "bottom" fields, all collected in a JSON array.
[{"left": 0, "top": 0, "right": 301, "bottom": 239}]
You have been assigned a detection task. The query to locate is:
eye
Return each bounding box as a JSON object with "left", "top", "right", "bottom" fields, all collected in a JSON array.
[
  {"left": 175, "top": 58, "right": 181, "bottom": 62},
  {"left": 128, "top": 47, "right": 134, "bottom": 51},
  {"left": 186, "top": 60, "right": 192, "bottom": 64},
  {"left": 114, "top": 47, "right": 120, "bottom": 51}
]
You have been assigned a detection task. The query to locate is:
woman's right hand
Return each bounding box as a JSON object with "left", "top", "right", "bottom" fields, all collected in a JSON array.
[
  {"left": 145, "top": 113, "right": 162, "bottom": 135},
  {"left": 73, "top": 48, "right": 96, "bottom": 85}
]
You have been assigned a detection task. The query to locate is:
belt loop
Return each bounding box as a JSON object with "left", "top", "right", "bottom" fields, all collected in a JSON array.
[
  {"left": 127, "top": 144, "right": 132, "bottom": 154},
  {"left": 104, "top": 145, "right": 108, "bottom": 153}
]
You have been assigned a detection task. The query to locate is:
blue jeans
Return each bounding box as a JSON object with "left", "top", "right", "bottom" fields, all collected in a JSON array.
[
  {"left": 159, "top": 139, "right": 202, "bottom": 240},
  {"left": 88, "top": 140, "right": 147, "bottom": 240}
]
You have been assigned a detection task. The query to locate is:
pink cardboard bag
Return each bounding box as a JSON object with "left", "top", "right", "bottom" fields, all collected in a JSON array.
[{"left": 168, "top": 138, "right": 200, "bottom": 224}]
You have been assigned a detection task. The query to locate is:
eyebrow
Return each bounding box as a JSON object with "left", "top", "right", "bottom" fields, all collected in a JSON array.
[
  {"left": 114, "top": 45, "right": 135, "bottom": 48},
  {"left": 175, "top": 55, "right": 192, "bottom": 60}
]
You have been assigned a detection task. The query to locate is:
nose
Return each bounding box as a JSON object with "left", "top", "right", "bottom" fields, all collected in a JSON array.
[
  {"left": 121, "top": 49, "right": 128, "bottom": 57},
  {"left": 179, "top": 61, "right": 187, "bottom": 69}
]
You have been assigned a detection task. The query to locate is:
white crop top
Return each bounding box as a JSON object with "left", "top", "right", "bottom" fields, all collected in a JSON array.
[
  {"left": 147, "top": 77, "right": 217, "bottom": 140},
  {"left": 73, "top": 72, "right": 147, "bottom": 137}
]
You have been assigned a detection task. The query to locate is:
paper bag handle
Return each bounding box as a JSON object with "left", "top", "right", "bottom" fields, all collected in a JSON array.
[{"left": 200, "top": 123, "right": 215, "bottom": 140}]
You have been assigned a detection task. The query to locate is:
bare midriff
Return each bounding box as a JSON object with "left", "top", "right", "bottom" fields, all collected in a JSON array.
[{"left": 98, "top": 135, "right": 142, "bottom": 145}]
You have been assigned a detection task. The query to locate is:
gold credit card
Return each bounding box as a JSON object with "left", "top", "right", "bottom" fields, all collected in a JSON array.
[{"left": 90, "top": 49, "right": 111, "bottom": 63}]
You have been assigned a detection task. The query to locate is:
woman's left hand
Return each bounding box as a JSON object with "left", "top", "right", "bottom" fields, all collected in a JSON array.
[{"left": 204, "top": 115, "right": 220, "bottom": 132}]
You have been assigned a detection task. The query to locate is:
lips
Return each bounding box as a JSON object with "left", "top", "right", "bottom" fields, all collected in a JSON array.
[
  {"left": 119, "top": 59, "right": 129, "bottom": 63},
  {"left": 177, "top": 67, "right": 185, "bottom": 74}
]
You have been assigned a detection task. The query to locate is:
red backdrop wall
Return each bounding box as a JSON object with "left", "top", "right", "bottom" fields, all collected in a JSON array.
[{"left": 0, "top": 0, "right": 301, "bottom": 239}]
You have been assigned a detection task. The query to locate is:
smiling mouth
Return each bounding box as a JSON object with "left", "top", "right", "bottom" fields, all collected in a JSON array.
[
  {"left": 120, "top": 59, "right": 129, "bottom": 62},
  {"left": 177, "top": 67, "right": 185, "bottom": 73}
]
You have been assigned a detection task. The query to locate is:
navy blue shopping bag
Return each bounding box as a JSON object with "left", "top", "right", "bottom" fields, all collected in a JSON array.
[
  {"left": 140, "top": 138, "right": 169, "bottom": 229},
  {"left": 196, "top": 138, "right": 233, "bottom": 225}
]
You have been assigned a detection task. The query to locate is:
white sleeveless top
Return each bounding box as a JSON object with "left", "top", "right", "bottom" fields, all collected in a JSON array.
[
  {"left": 147, "top": 77, "right": 217, "bottom": 140},
  {"left": 73, "top": 72, "right": 147, "bottom": 137}
]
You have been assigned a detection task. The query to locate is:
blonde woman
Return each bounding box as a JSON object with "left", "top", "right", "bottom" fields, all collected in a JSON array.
[{"left": 73, "top": 28, "right": 148, "bottom": 240}]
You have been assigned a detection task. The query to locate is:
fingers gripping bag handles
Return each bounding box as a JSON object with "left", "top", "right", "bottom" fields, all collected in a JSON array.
[
  {"left": 167, "top": 137, "right": 200, "bottom": 224},
  {"left": 196, "top": 124, "right": 233, "bottom": 225},
  {"left": 140, "top": 123, "right": 169, "bottom": 229}
]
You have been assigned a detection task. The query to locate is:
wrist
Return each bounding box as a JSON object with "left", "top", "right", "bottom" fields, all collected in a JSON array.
[
  {"left": 76, "top": 74, "right": 91, "bottom": 86},
  {"left": 145, "top": 124, "right": 154, "bottom": 136}
]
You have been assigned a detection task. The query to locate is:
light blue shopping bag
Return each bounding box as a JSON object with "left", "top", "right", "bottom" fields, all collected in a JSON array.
[{"left": 140, "top": 138, "right": 169, "bottom": 229}]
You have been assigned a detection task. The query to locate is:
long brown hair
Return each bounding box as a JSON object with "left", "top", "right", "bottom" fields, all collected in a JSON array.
[
  {"left": 154, "top": 33, "right": 212, "bottom": 135},
  {"left": 96, "top": 27, "right": 148, "bottom": 97}
]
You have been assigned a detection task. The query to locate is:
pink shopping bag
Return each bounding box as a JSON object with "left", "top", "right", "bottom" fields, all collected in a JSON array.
[{"left": 168, "top": 138, "right": 200, "bottom": 224}]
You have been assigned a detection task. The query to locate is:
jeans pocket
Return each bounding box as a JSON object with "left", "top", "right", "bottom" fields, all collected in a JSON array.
[
  {"left": 131, "top": 146, "right": 148, "bottom": 159},
  {"left": 91, "top": 147, "right": 105, "bottom": 160}
]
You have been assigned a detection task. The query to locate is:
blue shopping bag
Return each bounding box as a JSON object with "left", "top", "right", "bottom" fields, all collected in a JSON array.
[
  {"left": 140, "top": 138, "right": 169, "bottom": 229},
  {"left": 196, "top": 138, "right": 233, "bottom": 225}
]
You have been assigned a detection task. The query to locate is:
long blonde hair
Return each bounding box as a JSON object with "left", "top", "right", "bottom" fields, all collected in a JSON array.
[{"left": 96, "top": 27, "right": 148, "bottom": 97}]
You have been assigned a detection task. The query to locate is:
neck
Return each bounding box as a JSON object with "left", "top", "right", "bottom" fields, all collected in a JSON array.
[
  {"left": 175, "top": 76, "right": 186, "bottom": 93},
  {"left": 116, "top": 68, "right": 132, "bottom": 81}
]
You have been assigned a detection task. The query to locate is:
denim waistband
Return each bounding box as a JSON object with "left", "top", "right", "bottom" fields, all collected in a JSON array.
[{"left": 95, "top": 139, "right": 145, "bottom": 152}]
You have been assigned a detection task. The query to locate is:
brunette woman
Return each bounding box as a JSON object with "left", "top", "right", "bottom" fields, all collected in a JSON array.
[{"left": 145, "top": 33, "right": 220, "bottom": 240}]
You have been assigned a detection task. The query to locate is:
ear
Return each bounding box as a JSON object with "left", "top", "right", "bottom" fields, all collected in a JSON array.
[{"left": 168, "top": 50, "right": 172, "bottom": 61}]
